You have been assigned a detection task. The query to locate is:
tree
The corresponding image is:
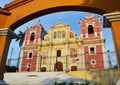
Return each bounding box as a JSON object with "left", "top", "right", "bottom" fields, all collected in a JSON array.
[
  {"left": 16, "top": 31, "right": 25, "bottom": 47},
  {"left": 5, "top": 65, "right": 18, "bottom": 72},
  {"left": 16, "top": 31, "right": 25, "bottom": 68}
]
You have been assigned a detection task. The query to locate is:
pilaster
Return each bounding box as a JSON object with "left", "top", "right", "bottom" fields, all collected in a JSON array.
[
  {"left": 66, "top": 43, "right": 68, "bottom": 71},
  {"left": 0, "top": 28, "right": 18, "bottom": 80},
  {"left": 48, "top": 45, "right": 52, "bottom": 71}
]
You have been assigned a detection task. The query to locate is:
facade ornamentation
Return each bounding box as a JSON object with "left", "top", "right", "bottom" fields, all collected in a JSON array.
[{"left": 20, "top": 14, "right": 106, "bottom": 72}]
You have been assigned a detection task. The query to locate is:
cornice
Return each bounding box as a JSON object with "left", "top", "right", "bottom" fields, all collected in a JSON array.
[
  {"left": 21, "top": 45, "right": 38, "bottom": 50},
  {"left": 0, "top": 8, "right": 10, "bottom": 15},
  {"left": 0, "top": 28, "right": 19, "bottom": 39},
  {"left": 0, "top": 28, "right": 8, "bottom": 35},
  {"left": 5, "top": 0, "right": 33, "bottom": 11},
  {"left": 103, "top": 12, "right": 120, "bottom": 21},
  {"left": 82, "top": 38, "right": 105, "bottom": 44}
]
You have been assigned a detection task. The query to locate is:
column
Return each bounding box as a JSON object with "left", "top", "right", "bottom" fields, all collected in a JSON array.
[
  {"left": 48, "top": 45, "right": 52, "bottom": 71},
  {"left": 37, "top": 41, "right": 41, "bottom": 72},
  {"left": 0, "top": 29, "right": 11, "bottom": 80},
  {"left": 37, "top": 39, "right": 42, "bottom": 72},
  {"left": 78, "top": 42, "right": 82, "bottom": 69},
  {"left": 104, "top": 12, "right": 120, "bottom": 68},
  {"left": 95, "top": 32, "right": 97, "bottom": 37},
  {"left": 66, "top": 43, "right": 68, "bottom": 71}
]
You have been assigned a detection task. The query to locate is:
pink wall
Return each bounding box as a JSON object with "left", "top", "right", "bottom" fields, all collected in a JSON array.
[
  {"left": 21, "top": 50, "right": 38, "bottom": 71},
  {"left": 84, "top": 45, "right": 104, "bottom": 69}
]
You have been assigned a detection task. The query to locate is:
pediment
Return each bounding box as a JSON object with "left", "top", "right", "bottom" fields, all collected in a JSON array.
[{"left": 52, "top": 21, "right": 69, "bottom": 28}]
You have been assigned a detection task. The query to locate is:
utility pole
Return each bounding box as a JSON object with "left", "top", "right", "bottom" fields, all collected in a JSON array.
[
  {"left": 17, "top": 48, "right": 21, "bottom": 68},
  {"left": 107, "top": 50, "right": 112, "bottom": 69},
  {"left": 9, "top": 47, "right": 14, "bottom": 66}
]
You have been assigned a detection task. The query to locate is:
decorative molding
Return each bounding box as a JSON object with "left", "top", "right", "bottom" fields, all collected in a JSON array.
[
  {"left": 0, "top": 8, "right": 10, "bottom": 15},
  {"left": 0, "top": 28, "right": 8, "bottom": 35},
  {"left": 103, "top": 12, "right": 120, "bottom": 21},
  {"left": 5, "top": 0, "right": 34, "bottom": 10},
  {"left": 0, "top": 28, "right": 19, "bottom": 39}
]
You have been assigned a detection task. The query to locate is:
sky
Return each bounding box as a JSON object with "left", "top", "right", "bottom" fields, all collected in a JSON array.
[
  {"left": 0, "top": 0, "right": 117, "bottom": 66},
  {"left": 0, "top": 0, "right": 13, "bottom": 8}
]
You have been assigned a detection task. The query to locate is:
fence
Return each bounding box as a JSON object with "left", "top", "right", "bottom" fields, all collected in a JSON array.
[
  {"left": 6, "top": 51, "right": 118, "bottom": 70},
  {"left": 5, "top": 51, "right": 120, "bottom": 85}
]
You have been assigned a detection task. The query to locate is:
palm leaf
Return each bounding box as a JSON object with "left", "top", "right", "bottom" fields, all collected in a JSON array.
[{"left": 16, "top": 30, "right": 25, "bottom": 47}]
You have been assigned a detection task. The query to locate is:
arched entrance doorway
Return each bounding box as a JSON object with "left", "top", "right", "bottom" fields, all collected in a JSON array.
[
  {"left": 71, "top": 66, "right": 77, "bottom": 71},
  {"left": 41, "top": 67, "right": 46, "bottom": 72},
  {"left": 54, "top": 62, "right": 63, "bottom": 71}
]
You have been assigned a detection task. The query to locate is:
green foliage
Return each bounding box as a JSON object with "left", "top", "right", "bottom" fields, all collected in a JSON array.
[
  {"left": 5, "top": 65, "right": 18, "bottom": 72},
  {"left": 53, "top": 81, "right": 90, "bottom": 85},
  {"left": 53, "top": 81, "right": 67, "bottom": 85},
  {"left": 112, "top": 65, "right": 118, "bottom": 69},
  {"left": 85, "top": 80, "right": 90, "bottom": 85},
  {"left": 16, "top": 31, "right": 25, "bottom": 47},
  {"left": 68, "top": 81, "right": 74, "bottom": 85}
]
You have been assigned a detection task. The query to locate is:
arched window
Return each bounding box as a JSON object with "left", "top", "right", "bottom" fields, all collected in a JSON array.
[
  {"left": 88, "top": 25, "right": 94, "bottom": 34},
  {"left": 28, "top": 52, "right": 32, "bottom": 59},
  {"left": 30, "top": 32, "right": 35, "bottom": 41}
]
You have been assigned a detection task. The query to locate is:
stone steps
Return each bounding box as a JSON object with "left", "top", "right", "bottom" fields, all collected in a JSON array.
[{"left": 4, "top": 72, "right": 85, "bottom": 85}]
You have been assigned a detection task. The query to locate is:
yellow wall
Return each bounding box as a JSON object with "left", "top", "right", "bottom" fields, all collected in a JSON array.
[
  {"left": 38, "top": 21, "right": 82, "bottom": 71},
  {"left": 67, "top": 69, "right": 120, "bottom": 85}
]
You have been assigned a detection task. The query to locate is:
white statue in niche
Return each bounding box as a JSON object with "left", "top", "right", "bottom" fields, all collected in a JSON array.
[
  {"left": 41, "top": 50, "right": 48, "bottom": 65},
  {"left": 42, "top": 50, "right": 48, "bottom": 60},
  {"left": 44, "top": 35, "right": 49, "bottom": 41}
]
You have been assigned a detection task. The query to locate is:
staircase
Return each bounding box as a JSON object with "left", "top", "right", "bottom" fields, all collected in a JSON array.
[{"left": 4, "top": 72, "right": 85, "bottom": 85}]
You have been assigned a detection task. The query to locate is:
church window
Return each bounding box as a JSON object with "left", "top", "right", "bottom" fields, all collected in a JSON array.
[
  {"left": 90, "top": 47, "right": 95, "bottom": 54},
  {"left": 62, "top": 31, "right": 65, "bottom": 38},
  {"left": 30, "top": 32, "right": 35, "bottom": 41},
  {"left": 58, "top": 31, "right": 61, "bottom": 38},
  {"left": 27, "top": 63, "right": 31, "bottom": 71},
  {"left": 54, "top": 32, "right": 56, "bottom": 39},
  {"left": 28, "top": 52, "right": 32, "bottom": 59},
  {"left": 27, "top": 63, "right": 31, "bottom": 68},
  {"left": 88, "top": 25, "right": 94, "bottom": 34},
  {"left": 91, "top": 59, "right": 96, "bottom": 65},
  {"left": 57, "top": 50, "right": 61, "bottom": 57},
  {"left": 62, "top": 30, "right": 65, "bottom": 38}
]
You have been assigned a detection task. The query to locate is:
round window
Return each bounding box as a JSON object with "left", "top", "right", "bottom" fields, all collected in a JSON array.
[
  {"left": 27, "top": 63, "right": 31, "bottom": 68},
  {"left": 91, "top": 59, "right": 96, "bottom": 65}
]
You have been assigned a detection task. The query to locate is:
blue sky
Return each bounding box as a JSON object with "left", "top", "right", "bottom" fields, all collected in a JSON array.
[
  {"left": 0, "top": 1, "right": 116, "bottom": 66},
  {"left": 0, "top": 0, "right": 13, "bottom": 8}
]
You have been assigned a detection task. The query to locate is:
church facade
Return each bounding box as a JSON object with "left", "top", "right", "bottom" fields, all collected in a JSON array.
[{"left": 19, "top": 14, "right": 106, "bottom": 72}]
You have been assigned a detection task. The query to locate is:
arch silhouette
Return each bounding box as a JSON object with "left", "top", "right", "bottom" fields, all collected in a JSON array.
[
  {"left": 9, "top": 6, "right": 105, "bottom": 30},
  {"left": 1, "top": 0, "right": 120, "bottom": 29}
]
